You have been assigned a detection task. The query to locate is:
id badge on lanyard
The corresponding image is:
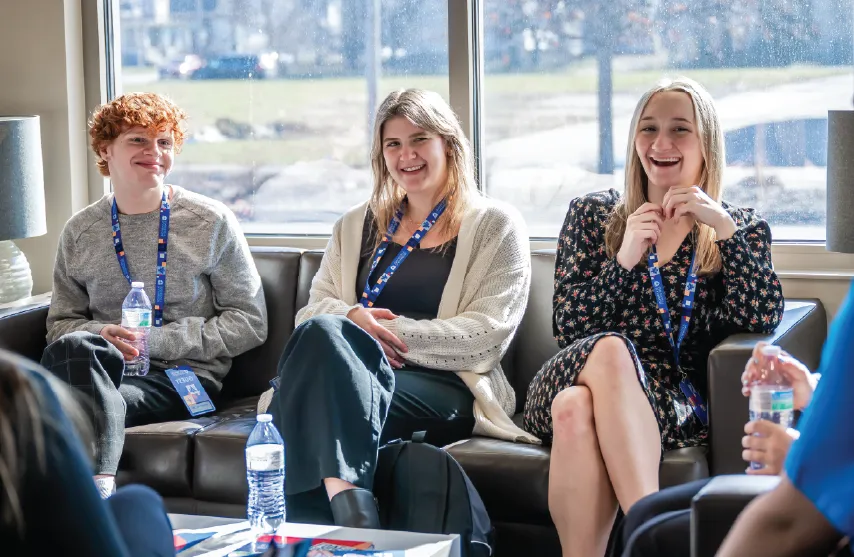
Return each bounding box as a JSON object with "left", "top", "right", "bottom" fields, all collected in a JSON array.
[
  {"left": 111, "top": 189, "right": 171, "bottom": 327},
  {"left": 648, "top": 244, "right": 708, "bottom": 426}
]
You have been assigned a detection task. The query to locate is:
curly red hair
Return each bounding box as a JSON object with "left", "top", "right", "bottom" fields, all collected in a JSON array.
[{"left": 89, "top": 92, "right": 188, "bottom": 177}]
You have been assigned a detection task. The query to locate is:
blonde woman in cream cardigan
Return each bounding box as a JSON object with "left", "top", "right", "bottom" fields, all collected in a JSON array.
[{"left": 258, "top": 89, "right": 536, "bottom": 528}]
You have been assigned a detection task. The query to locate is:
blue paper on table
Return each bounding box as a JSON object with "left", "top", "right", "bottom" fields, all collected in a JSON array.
[{"left": 166, "top": 366, "right": 216, "bottom": 416}]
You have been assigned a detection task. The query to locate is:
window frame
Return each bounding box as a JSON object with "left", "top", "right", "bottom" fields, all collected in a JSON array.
[{"left": 92, "top": 0, "right": 851, "bottom": 277}]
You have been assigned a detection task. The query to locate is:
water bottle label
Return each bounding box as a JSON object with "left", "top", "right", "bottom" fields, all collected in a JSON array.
[
  {"left": 771, "top": 390, "right": 794, "bottom": 411},
  {"left": 123, "top": 309, "right": 152, "bottom": 328},
  {"left": 246, "top": 445, "right": 284, "bottom": 471}
]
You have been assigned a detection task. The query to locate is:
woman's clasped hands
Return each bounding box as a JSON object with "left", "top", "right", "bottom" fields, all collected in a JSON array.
[
  {"left": 347, "top": 306, "right": 409, "bottom": 369},
  {"left": 616, "top": 186, "right": 737, "bottom": 270}
]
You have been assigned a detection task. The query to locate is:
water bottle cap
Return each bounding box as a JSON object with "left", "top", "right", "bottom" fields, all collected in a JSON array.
[
  {"left": 256, "top": 414, "right": 272, "bottom": 423},
  {"left": 761, "top": 345, "right": 782, "bottom": 357},
  {"left": 131, "top": 281, "right": 145, "bottom": 288}
]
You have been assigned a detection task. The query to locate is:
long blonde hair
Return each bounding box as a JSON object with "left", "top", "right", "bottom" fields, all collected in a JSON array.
[
  {"left": 369, "top": 89, "right": 477, "bottom": 249},
  {"left": 605, "top": 77, "right": 725, "bottom": 275}
]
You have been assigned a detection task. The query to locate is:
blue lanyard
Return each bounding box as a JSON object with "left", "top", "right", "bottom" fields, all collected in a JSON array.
[
  {"left": 360, "top": 198, "right": 447, "bottom": 308},
  {"left": 647, "top": 242, "right": 707, "bottom": 426},
  {"left": 111, "top": 190, "right": 171, "bottom": 327},
  {"left": 647, "top": 245, "right": 698, "bottom": 369}
]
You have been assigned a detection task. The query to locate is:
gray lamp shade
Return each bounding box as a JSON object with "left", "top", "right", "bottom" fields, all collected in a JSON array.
[
  {"left": 827, "top": 110, "right": 854, "bottom": 253},
  {"left": 0, "top": 116, "right": 46, "bottom": 241}
]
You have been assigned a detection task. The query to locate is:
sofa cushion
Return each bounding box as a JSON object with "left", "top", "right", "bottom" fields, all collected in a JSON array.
[
  {"left": 447, "top": 433, "right": 709, "bottom": 525},
  {"left": 0, "top": 305, "right": 49, "bottom": 363},
  {"left": 118, "top": 397, "right": 259, "bottom": 497},
  {"left": 223, "top": 248, "right": 302, "bottom": 401},
  {"left": 117, "top": 415, "right": 222, "bottom": 497},
  {"left": 509, "top": 251, "right": 561, "bottom": 413},
  {"left": 192, "top": 399, "right": 261, "bottom": 504},
  {"left": 296, "top": 250, "right": 323, "bottom": 311}
]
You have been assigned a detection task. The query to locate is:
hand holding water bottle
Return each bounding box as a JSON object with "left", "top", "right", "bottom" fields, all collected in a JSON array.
[
  {"left": 99, "top": 324, "right": 139, "bottom": 361},
  {"left": 120, "top": 281, "right": 152, "bottom": 376},
  {"left": 741, "top": 342, "right": 816, "bottom": 411},
  {"left": 742, "top": 344, "right": 795, "bottom": 471},
  {"left": 741, "top": 419, "right": 800, "bottom": 476}
]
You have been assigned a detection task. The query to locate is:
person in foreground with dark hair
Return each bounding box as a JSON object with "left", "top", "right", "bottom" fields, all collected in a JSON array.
[{"left": 0, "top": 349, "right": 174, "bottom": 556}]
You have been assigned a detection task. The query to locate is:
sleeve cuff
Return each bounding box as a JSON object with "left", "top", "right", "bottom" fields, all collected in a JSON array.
[
  {"left": 377, "top": 316, "right": 401, "bottom": 337},
  {"left": 81, "top": 322, "right": 107, "bottom": 336},
  {"left": 605, "top": 256, "right": 636, "bottom": 282},
  {"left": 715, "top": 227, "right": 746, "bottom": 251},
  {"left": 297, "top": 302, "right": 363, "bottom": 327},
  {"left": 331, "top": 303, "right": 364, "bottom": 318},
  {"left": 715, "top": 228, "right": 750, "bottom": 270},
  {"left": 376, "top": 315, "right": 420, "bottom": 341}
]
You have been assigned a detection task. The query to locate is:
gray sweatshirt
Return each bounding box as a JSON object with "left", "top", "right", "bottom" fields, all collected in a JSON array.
[{"left": 46, "top": 186, "right": 268, "bottom": 390}]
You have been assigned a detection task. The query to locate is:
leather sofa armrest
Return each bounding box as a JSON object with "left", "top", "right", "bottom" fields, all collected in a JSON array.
[
  {"left": 690, "top": 474, "right": 780, "bottom": 557},
  {"left": 0, "top": 296, "right": 51, "bottom": 363},
  {"left": 707, "top": 299, "right": 826, "bottom": 476}
]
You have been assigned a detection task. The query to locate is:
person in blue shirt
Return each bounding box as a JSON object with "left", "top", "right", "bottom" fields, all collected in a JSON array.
[
  {"left": 610, "top": 340, "right": 818, "bottom": 557},
  {"left": 719, "top": 283, "right": 854, "bottom": 556}
]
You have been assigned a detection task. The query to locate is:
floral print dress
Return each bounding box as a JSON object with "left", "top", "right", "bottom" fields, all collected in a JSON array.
[{"left": 523, "top": 189, "right": 785, "bottom": 449}]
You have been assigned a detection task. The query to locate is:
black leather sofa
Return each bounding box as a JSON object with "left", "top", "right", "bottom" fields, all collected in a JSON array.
[
  {"left": 0, "top": 246, "right": 828, "bottom": 556},
  {"left": 691, "top": 474, "right": 782, "bottom": 557}
]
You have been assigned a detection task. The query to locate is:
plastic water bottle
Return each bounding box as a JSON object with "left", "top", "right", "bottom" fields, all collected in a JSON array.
[
  {"left": 246, "top": 414, "right": 285, "bottom": 542},
  {"left": 748, "top": 345, "right": 794, "bottom": 470},
  {"left": 121, "top": 281, "right": 151, "bottom": 376}
]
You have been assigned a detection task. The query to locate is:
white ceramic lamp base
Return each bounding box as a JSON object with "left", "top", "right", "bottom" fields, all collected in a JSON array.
[{"left": 0, "top": 240, "right": 34, "bottom": 304}]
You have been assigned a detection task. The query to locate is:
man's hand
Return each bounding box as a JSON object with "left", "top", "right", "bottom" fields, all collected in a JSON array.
[
  {"left": 347, "top": 307, "right": 408, "bottom": 369},
  {"left": 99, "top": 324, "right": 139, "bottom": 361}
]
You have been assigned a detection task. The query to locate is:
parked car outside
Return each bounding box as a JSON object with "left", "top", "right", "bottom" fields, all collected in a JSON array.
[
  {"left": 158, "top": 54, "right": 203, "bottom": 79},
  {"left": 191, "top": 54, "right": 277, "bottom": 80}
]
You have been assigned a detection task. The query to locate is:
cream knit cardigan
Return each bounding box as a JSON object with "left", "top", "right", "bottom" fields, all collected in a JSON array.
[{"left": 257, "top": 196, "right": 540, "bottom": 444}]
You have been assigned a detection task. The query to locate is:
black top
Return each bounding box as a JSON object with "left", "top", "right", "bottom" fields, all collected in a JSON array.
[{"left": 356, "top": 212, "right": 457, "bottom": 320}]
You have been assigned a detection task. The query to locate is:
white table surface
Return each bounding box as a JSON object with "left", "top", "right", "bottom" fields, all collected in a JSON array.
[{"left": 168, "top": 513, "right": 460, "bottom": 557}]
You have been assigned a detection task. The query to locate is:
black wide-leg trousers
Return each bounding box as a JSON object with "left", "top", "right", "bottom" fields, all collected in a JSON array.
[{"left": 268, "top": 314, "right": 475, "bottom": 524}]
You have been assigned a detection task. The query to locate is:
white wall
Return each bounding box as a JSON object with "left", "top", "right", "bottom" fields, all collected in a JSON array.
[
  {"left": 0, "top": 0, "right": 90, "bottom": 295},
  {"left": 781, "top": 277, "right": 851, "bottom": 320}
]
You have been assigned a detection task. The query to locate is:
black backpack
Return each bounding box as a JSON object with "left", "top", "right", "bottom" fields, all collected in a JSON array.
[{"left": 373, "top": 435, "right": 494, "bottom": 557}]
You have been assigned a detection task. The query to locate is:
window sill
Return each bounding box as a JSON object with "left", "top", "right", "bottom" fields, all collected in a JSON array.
[
  {"left": 245, "top": 236, "right": 854, "bottom": 277},
  {"left": 776, "top": 270, "right": 854, "bottom": 280}
]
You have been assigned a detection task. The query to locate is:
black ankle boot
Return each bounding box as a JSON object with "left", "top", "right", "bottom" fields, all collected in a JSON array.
[{"left": 329, "top": 488, "right": 381, "bottom": 529}]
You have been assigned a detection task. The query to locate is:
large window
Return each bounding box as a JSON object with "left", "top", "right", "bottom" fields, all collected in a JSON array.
[
  {"left": 481, "top": 0, "right": 853, "bottom": 240},
  {"left": 115, "top": 1, "right": 853, "bottom": 241},
  {"left": 117, "top": 0, "right": 449, "bottom": 234}
]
